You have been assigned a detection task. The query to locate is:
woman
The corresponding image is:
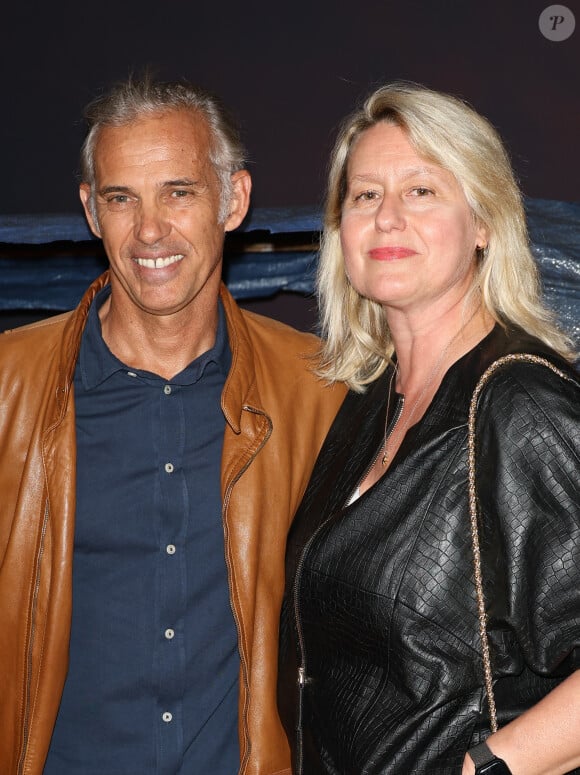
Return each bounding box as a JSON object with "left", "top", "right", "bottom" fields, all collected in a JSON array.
[{"left": 278, "top": 83, "right": 580, "bottom": 774}]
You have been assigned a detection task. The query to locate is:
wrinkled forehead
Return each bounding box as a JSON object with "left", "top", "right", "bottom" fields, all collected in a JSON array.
[{"left": 92, "top": 110, "right": 215, "bottom": 183}]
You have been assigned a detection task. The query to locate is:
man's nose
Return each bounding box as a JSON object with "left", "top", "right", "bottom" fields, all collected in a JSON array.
[{"left": 134, "top": 201, "right": 171, "bottom": 244}]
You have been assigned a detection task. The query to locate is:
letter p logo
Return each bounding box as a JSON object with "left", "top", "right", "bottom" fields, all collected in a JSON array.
[{"left": 539, "top": 5, "right": 576, "bottom": 40}]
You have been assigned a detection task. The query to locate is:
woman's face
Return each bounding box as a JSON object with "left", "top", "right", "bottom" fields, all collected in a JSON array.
[{"left": 340, "top": 122, "right": 487, "bottom": 318}]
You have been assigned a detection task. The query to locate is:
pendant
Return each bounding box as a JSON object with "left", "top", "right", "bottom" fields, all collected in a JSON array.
[{"left": 381, "top": 450, "right": 388, "bottom": 466}]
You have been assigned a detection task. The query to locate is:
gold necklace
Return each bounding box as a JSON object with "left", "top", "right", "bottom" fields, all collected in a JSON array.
[{"left": 381, "top": 308, "right": 479, "bottom": 467}]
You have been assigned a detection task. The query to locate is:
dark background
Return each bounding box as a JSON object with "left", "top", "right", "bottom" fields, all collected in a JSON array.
[{"left": 1, "top": 1, "right": 578, "bottom": 216}]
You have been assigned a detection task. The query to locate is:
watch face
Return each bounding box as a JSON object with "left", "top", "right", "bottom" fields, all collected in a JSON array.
[{"left": 477, "top": 758, "right": 512, "bottom": 775}]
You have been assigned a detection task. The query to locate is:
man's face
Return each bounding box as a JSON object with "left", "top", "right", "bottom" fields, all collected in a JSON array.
[{"left": 80, "top": 109, "right": 250, "bottom": 322}]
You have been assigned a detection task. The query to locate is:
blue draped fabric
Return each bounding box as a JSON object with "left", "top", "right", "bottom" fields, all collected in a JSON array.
[{"left": 1, "top": 200, "right": 579, "bottom": 344}]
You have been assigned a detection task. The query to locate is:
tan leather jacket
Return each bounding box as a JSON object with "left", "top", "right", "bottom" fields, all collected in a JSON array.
[{"left": 0, "top": 273, "right": 346, "bottom": 775}]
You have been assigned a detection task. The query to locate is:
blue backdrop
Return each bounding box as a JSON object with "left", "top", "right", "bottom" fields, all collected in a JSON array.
[{"left": 1, "top": 199, "right": 579, "bottom": 345}]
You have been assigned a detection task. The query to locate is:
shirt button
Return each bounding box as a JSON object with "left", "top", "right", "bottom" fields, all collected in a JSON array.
[
  {"left": 162, "top": 712, "right": 173, "bottom": 723},
  {"left": 165, "top": 462, "right": 174, "bottom": 473},
  {"left": 163, "top": 385, "right": 172, "bottom": 395},
  {"left": 166, "top": 544, "right": 176, "bottom": 555},
  {"left": 165, "top": 628, "right": 175, "bottom": 640}
]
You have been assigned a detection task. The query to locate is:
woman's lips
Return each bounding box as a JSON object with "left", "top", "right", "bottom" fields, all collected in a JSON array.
[{"left": 368, "top": 247, "right": 416, "bottom": 260}]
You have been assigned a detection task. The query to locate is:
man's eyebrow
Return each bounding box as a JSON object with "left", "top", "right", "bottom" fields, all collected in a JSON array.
[
  {"left": 97, "top": 179, "right": 205, "bottom": 197},
  {"left": 162, "top": 178, "right": 202, "bottom": 188},
  {"left": 98, "top": 185, "right": 132, "bottom": 196}
]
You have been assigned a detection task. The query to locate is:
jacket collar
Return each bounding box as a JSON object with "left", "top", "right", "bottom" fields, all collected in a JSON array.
[
  {"left": 219, "top": 282, "right": 264, "bottom": 434},
  {"left": 57, "top": 274, "right": 256, "bottom": 434},
  {"left": 54, "top": 272, "right": 110, "bottom": 421},
  {"left": 293, "top": 322, "right": 575, "bottom": 535}
]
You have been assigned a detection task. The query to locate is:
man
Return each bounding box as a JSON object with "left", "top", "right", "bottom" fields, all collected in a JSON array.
[{"left": 0, "top": 77, "right": 345, "bottom": 775}]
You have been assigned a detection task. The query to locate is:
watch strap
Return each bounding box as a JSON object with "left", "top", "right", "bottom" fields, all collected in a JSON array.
[
  {"left": 469, "top": 741, "right": 512, "bottom": 774},
  {"left": 469, "top": 741, "right": 496, "bottom": 768}
]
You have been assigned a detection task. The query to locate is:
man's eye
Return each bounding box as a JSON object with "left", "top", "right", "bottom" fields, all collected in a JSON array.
[
  {"left": 106, "top": 194, "right": 130, "bottom": 205},
  {"left": 171, "top": 189, "right": 191, "bottom": 199}
]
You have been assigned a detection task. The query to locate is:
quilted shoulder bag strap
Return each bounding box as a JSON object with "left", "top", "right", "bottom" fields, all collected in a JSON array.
[{"left": 467, "top": 352, "right": 572, "bottom": 733}]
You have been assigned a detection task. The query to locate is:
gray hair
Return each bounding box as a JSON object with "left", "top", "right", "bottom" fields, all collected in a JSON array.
[
  {"left": 316, "top": 82, "right": 575, "bottom": 390},
  {"left": 80, "top": 74, "right": 247, "bottom": 223}
]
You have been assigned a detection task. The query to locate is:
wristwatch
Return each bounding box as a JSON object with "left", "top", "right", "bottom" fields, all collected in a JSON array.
[{"left": 468, "top": 741, "right": 512, "bottom": 774}]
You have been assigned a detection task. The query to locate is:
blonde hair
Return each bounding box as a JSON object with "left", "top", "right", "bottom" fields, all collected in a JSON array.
[{"left": 317, "top": 82, "right": 575, "bottom": 391}]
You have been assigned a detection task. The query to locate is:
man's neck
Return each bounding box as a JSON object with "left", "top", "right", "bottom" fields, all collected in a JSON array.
[{"left": 98, "top": 294, "right": 220, "bottom": 380}]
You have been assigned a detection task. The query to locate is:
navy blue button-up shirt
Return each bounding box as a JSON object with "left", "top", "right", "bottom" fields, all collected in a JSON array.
[{"left": 44, "top": 286, "right": 239, "bottom": 774}]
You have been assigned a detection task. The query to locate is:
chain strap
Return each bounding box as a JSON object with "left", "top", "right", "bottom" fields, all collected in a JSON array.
[{"left": 467, "top": 353, "right": 571, "bottom": 733}]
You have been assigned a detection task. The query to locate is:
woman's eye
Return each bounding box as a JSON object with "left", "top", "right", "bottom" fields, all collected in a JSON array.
[
  {"left": 354, "top": 190, "right": 378, "bottom": 202},
  {"left": 410, "top": 187, "right": 434, "bottom": 197}
]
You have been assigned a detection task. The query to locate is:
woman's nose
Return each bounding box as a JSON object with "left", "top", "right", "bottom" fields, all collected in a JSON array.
[{"left": 375, "top": 194, "right": 405, "bottom": 232}]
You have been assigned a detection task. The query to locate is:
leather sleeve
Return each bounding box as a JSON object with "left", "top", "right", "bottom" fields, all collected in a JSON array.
[{"left": 475, "top": 361, "right": 580, "bottom": 676}]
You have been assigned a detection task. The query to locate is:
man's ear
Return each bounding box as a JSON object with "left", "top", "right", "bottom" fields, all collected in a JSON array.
[
  {"left": 224, "top": 170, "right": 252, "bottom": 232},
  {"left": 79, "top": 183, "right": 102, "bottom": 238}
]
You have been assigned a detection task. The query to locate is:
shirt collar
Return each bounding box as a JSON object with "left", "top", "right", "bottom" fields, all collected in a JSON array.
[{"left": 79, "top": 284, "right": 231, "bottom": 390}]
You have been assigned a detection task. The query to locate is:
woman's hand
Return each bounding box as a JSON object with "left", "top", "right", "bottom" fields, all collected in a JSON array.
[
  {"left": 462, "top": 752, "right": 476, "bottom": 775},
  {"left": 462, "top": 671, "right": 580, "bottom": 775}
]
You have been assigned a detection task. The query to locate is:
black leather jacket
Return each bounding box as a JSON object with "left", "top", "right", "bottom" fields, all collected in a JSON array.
[{"left": 278, "top": 325, "right": 580, "bottom": 774}]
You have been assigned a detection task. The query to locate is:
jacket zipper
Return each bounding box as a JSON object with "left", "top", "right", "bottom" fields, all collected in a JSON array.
[
  {"left": 292, "top": 523, "right": 324, "bottom": 775},
  {"left": 345, "top": 395, "right": 404, "bottom": 505},
  {"left": 292, "top": 392, "right": 404, "bottom": 774},
  {"left": 223, "top": 405, "right": 272, "bottom": 775},
  {"left": 17, "top": 497, "right": 51, "bottom": 775}
]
